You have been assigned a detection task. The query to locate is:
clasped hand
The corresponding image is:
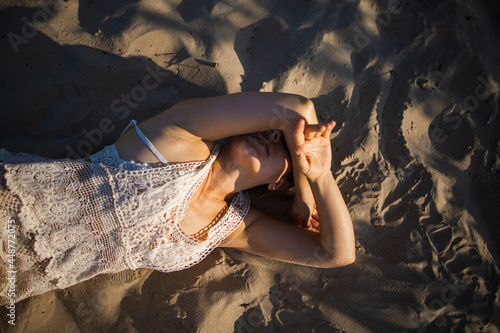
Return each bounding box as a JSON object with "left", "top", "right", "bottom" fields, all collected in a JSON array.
[
  {"left": 294, "top": 119, "right": 335, "bottom": 182},
  {"left": 290, "top": 119, "right": 335, "bottom": 231}
]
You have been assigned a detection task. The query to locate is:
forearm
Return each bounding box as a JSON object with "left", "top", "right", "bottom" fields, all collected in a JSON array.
[
  {"left": 281, "top": 100, "right": 317, "bottom": 199},
  {"left": 170, "top": 92, "right": 315, "bottom": 141},
  {"left": 309, "top": 173, "right": 355, "bottom": 265}
]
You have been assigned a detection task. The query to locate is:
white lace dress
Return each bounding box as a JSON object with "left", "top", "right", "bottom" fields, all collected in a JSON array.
[{"left": 0, "top": 145, "right": 250, "bottom": 304}]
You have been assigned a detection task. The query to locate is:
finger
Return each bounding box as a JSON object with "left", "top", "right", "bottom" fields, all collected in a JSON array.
[
  {"left": 295, "top": 216, "right": 302, "bottom": 227},
  {"left": 322, "top": 121, "right": 336, "bottom": 138},
  {"left": 308, "top": 123, "right": 327, "bottom": 131},
  {"left": 305, "top": 123, "right": 329, "bottom": 139},
  {"left": 304, "top": 124, "right": 321, "bottom": 139},
  {"left": 327, "top": 120, "right": 336, "bottom": 133},
  {"left": 312, "top": 125, "right": 325, "bottom": 138},
  {"left": 310, "top": 219, "right": 320, "bottom": 230},
  {"left": 298, "top": 216, "right": 307, "bottom": 228},
  {"left": 293, "top": 119, "right": 306, "bottom": 146},
  {"left": 318, "top": 123, "right": 330, "bottom": 137}
]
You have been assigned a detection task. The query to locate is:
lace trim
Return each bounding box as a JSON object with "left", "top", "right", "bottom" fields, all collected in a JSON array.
[
  {"left": 1, "top": 154, "right": 130, "bottom": 302},
  {"left": 0, "top": 145, "right": 252, "bottom": 302},
  {"left": 191, "top": 203, "right": 229, "bottom": 241},
  {"left": 173, "top": 191, "right": 249, "bottom": 245},
  {"left": 89, "top": 145, "right": 152, "bottom": 170}
]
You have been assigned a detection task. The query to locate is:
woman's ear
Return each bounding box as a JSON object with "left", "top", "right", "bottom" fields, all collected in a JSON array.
[{"left": 267, "top": 178, "right": 290, "bottom": 191}]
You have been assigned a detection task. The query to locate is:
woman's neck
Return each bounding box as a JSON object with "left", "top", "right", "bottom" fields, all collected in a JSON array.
[{"left": 201, "top": 146, "right": 254, "bottom": 203}]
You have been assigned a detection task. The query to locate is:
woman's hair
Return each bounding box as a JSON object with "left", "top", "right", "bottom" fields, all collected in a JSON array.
[{"left": 280, "top": 168, "right": 294, "bottom": 190}]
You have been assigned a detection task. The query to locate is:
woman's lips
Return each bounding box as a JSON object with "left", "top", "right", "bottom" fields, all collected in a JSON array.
[{"left": 254, "top": 135, "right": 269, "bottom": 155}]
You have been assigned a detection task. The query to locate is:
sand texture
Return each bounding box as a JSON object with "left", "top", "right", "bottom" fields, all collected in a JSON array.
[{"left": 1, "top": 0, "right": 500, "bottom": 332}]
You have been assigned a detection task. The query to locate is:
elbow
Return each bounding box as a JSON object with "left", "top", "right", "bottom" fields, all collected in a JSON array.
[
  {"left": 318, "top": 249, "right": 356, "bottom": 269},
  {"left": 332, "top": 253, "right": 356, "bottom": 269},
  {"left": 298, "top": 97, "right": 317, "bottom": 122},
  {"left": 288, "top": 95, "right": 317, "bottom": 123},
  {"left": 341, "top": 251, "right": 356, "bottom": 267}
]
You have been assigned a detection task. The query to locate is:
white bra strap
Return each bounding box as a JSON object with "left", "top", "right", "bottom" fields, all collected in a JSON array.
[{"left": 121, "top": 120, "right": 169, "bottom": 166}]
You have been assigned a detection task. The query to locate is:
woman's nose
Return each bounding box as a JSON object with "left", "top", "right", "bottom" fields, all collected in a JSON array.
[{"left": 269, "top": 130, "right": 281, "bottom": 143}]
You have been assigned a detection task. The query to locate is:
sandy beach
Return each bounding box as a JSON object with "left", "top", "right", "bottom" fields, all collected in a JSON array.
[{"left": 1, "top": 0, "right": 499, "bottom": 331}]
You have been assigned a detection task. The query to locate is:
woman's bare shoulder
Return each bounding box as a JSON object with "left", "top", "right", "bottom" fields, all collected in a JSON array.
[{"left": 115, "top": 110, "right": 215, "bottom": 165}]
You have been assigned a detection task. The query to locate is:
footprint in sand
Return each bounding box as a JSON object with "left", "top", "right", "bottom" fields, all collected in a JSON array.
[
  {"left": 445, "top": 246, "right": 483, "bottom": 274},
  {"left": 427, "top": 225, "right": 454, "bottom": 255},
  {"left": 421, "top": 237, "right": 497, "bottom": 329},
  {"left": 338, "top": 154, "right": 384, "bottom": 206},
  {"left": 256, "top": 274, "right": 342, "bottom": 332},
  {"left": 428, "top": 105, "right": 474, "bottom": 160},
  {"left": 234, "top": 305, "right": 265, "bottom": 333},
  {"left": 339, "top": 150, "right": 440, "bottom": 265}
]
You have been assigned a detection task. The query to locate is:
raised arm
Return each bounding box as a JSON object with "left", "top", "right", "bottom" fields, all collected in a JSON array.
[
  {"left": 221, "top": 120, "right": 355, "bottom": 268},
  {"left": 166, "top": 92, "right": 318, "bottom": 224},
  {"left": 163, "top": 92, "right": 316, "bottom": 141}
]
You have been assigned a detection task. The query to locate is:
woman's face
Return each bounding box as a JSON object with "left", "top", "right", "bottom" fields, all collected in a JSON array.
[{"left": 230, "top": 130, "right": 292, "bottom": 187}]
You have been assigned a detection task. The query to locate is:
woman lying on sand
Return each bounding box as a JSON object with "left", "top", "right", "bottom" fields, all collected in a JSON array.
[{"left": 0, "top": 92, "right": 355, "bottom": 304}]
